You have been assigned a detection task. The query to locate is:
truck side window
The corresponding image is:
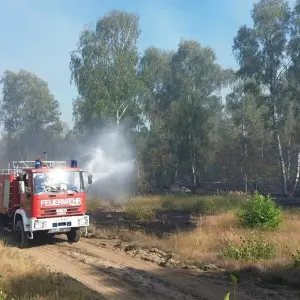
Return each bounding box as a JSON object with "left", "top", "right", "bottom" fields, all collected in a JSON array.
[{"left": 23, "top": 174, "right": 28, "bottom": 187}]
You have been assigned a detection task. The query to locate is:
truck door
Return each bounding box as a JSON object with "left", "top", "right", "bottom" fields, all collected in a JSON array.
[{"left": 25, "top": 172, "right": 32, "bottom": 216}]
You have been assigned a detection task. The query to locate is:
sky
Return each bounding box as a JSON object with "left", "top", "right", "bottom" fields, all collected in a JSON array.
[{"left": 0, "top": 0, "right": 259, "bottom": 126}]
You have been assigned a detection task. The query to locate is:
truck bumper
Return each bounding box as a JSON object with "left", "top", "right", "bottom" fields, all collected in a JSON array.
[{"left": 29, "top": 215, "right": 89, "bottom": 232}]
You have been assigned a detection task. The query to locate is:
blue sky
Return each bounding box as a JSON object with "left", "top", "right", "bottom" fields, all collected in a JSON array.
[{"left": 0, "top": 0, "right": 258, "bottom": 126}]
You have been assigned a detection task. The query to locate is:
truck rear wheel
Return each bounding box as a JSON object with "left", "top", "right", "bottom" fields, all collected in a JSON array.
[
  {"left": 15, "top": 220, "right": 29, "bottom": 249},
  {"left": 67, "top": 227, "right": 81, "bottom": 243}
]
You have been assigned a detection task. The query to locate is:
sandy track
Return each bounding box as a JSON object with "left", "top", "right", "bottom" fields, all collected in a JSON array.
[
  {"left": 25, "top": 243, "right": 143, "bottom": 300},
  {"left": 18, "top": 236, "right": 296, "bottom": 300}
]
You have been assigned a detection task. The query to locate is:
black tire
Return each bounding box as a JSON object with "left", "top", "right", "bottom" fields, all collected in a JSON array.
[
  {"left": 67, "top": 227, "right": 81, "bottom": 243},
  {"left": 15, "top": 220, "right": 29, "bottom": 249}
]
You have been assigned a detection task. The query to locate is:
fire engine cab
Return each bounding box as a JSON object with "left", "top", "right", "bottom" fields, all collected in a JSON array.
[{"left": 0, "top": 159, "right": 92, "bottom": 248}]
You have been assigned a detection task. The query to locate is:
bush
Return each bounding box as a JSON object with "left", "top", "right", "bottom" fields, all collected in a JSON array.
[
  {"left": 125, "top": 201, "right": 155, "bottom": 221},
  {"left": 237, "top": 192, "right": 282, "bottom": 229},
  {"left": 221, "top": 234, "right": 276, "bottom": 261},
  {"left": 0, "top": 290, "right": 6, "bottom": 300},
  {"left": 288, "top": 249, "right": 300, "bottom": 268}
]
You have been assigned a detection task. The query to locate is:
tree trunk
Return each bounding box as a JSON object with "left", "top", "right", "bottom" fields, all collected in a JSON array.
[
  {"left": 290, "top": 150, "right": 300, "bottom": 197},
  {"left": 275, "top": 130, "right": 288, "bottom": 196},
  {"left": 241, "top": 96, "right": 248, "bottom": 192},
  {"left": 191, "top": 150, "right": 197, "bottom": 193},
  {"left": 174, "top": 144, "right": 179, "bottom": 183},
  {"left": 136, "top": 156, "right": 140, "bottom": 182},
  {"left": 272, "top": 99, "right": 288, "bottom": 196},
  {"left": 287, "top": 137, "right": 291, "bottom": 182},
  {"left": 244, "top": 173, "right": 248, "bottom": 193},
  {"left": 159, "top": 134, "right": 167, "bottom": 182},
  {"left": 116, "top": 109, "right": 120, "bottom": 128},
  {"left": 261, "top": 134, "right": 264, "bottom": 159},
  {"left": 189, "top": 135, "right": 197, "bottom": 193}
]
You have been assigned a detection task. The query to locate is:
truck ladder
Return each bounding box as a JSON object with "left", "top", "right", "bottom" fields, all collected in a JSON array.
[
  {"left": 0, "top": 168, "right": 20, "bottom": 176},
  {"left": 0, "top": 161, "right": 67, "bottom": 176},
  {"left": 8, "top": 160, "right": 67, "bottom": 169}
]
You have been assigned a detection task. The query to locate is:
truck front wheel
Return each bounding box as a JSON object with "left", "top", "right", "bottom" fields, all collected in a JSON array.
[
  {"left": 15, "top": 220, "right": 29, "bottom": 249},
  {"left": 67, "top": 227, "right": 81, "bottom": 243}
]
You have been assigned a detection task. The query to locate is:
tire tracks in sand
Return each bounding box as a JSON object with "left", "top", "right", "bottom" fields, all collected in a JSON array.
[{"left": 24, "top": 237, "right": 279, "bottom": 300}]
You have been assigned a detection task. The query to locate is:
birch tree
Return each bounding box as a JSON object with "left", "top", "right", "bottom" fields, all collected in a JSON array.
[
  {"left": 70, "top": 10, "right": 143, "bottom": 131},
  {"left": 232, "top": 0, "right": 300, "bottom": 196},
  {"left": 170, "top": 40, "right": 232, "bottom": 192}
]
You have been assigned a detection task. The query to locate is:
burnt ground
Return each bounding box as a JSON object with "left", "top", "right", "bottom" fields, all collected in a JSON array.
[
  {"left": 89, "top": 209, "right": 197, "bottom": 238},
  {"left": 86, "top": 195, "right": 300, "bottom": 239}
]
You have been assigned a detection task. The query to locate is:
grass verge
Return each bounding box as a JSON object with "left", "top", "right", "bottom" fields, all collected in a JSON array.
[
  {"left": 87, "top": 193, "right": 249, "bottom": 217},
  {"left": 127, "top": 193, "right": 249, "bottom": 215},
  {"left": 0, "top": 241, "right": 101, "bottom": 300}
]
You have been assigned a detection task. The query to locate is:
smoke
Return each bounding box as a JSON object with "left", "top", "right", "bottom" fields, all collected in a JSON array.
[
  {"left": 0, "top": 124, "right": 136, "bottom": 203},
  {"left": 74, "top": 127, "right": 136, "bottom": 202}
]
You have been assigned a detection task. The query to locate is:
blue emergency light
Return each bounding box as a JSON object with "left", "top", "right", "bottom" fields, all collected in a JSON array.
[
  {"left": 35, "top": 159, "right": 42, "bottom": 168},
  {"left": 71, "top": 160, "right": 78, "bottom": 168}
]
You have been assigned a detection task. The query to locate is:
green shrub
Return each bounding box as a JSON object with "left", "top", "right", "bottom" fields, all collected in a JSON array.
[
  {"left": 221, "top": 234, "right": 276, "bottom": 261},
  {"left": 0, "top": 290, "right": 6, "bottom": 300},
  {"left": 0, "top": 274, "right": 6, "bottom": 300},
  {"left": 237, "top": 192, "right": 282, "bottom": 229},
  {"left": 288, "top": 249, "right": 300, "bottom": 268},
  {"left": 125, "top": 201, "right": 155, "bottom": 221}
]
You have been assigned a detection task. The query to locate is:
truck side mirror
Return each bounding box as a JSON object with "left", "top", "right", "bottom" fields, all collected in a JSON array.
[
  {"left": 88, "top": 174, "right": 92, "bottom": 185},
  {"left": 19, "top": 181, "right": 25, "bottom": 194}
]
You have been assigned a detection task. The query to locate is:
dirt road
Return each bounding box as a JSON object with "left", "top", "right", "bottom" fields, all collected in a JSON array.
[{"left": 15, "top": 236, "right": 296, "bottom": 300}]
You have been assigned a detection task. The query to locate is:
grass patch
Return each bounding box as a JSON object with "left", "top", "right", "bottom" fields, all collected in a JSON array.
[
  {"left": 86, "top": 197, "right": 103, "bottom": 212},
  {"left": 125, "top": 200, "right": 155, "bottom": 220},
  {"left": 87, "top": 193, "right": 248, "bottom": 216},
  {"left": 221, "top": 234, "right": 276, "bottom": 261},
  {"left": 130, "top": 194, "right": 248, "bottom": 215},
  {"left": 287, "top": 249, "right": 300, "bottom": 268},
  {"left": 121, "top": 194, "right": 247, "bottom": 221},
  {"left": 0, "top": 241, "right": 100, "bottom": 300}
]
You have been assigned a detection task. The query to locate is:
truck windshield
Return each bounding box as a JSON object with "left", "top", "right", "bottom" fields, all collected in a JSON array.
[{"left": 33, "top": 170, "right": 83, "bottom": 194}]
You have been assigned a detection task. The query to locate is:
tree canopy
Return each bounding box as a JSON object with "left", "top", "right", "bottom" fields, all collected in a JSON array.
[{"left": 2, "top": 2, "right": 300, "bottom": 196}]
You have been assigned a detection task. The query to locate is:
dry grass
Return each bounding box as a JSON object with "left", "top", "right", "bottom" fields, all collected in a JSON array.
[
  {"left": 130, "top": 194, "right": 248, "bottom": 214},
  {"left": 87, "top": 193, "right": 249, "bottom": 216},
  {"left": 93, "top": 210, "right": 300, "bottom": 285},
  {"left": 88, "top": 193, "right": 300, "bottom": 287},
  {"left": 0, "top": 241, "right": 100, "bottom": 300}
]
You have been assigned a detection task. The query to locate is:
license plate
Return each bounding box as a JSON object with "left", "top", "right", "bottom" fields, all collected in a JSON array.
[
  {"left": 48, "top": 228, "right": 70, "bottom": 233},
  {"left": 56, "top": 218, "right": 68, "bottom": 222},
  {"left": 56, "top": 208, "right": 67, "bottom": 215}
]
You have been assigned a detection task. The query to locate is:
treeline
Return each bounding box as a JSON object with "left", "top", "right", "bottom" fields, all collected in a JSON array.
[{"left": 1, "top": 0, "right": 300, "bottom": 196}]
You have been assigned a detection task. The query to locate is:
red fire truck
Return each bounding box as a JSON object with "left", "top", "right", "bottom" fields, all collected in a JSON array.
[{"left": 0, "top": 159, "right": 92, "bottom": 248}]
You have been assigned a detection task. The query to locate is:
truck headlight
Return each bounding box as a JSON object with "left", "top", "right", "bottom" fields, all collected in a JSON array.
[
  {"left": 34, "top": 221, "right": 46, "bottom": 229},
  {"left": 78, "top": 217, "right": 88, "bottom": 226}
]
